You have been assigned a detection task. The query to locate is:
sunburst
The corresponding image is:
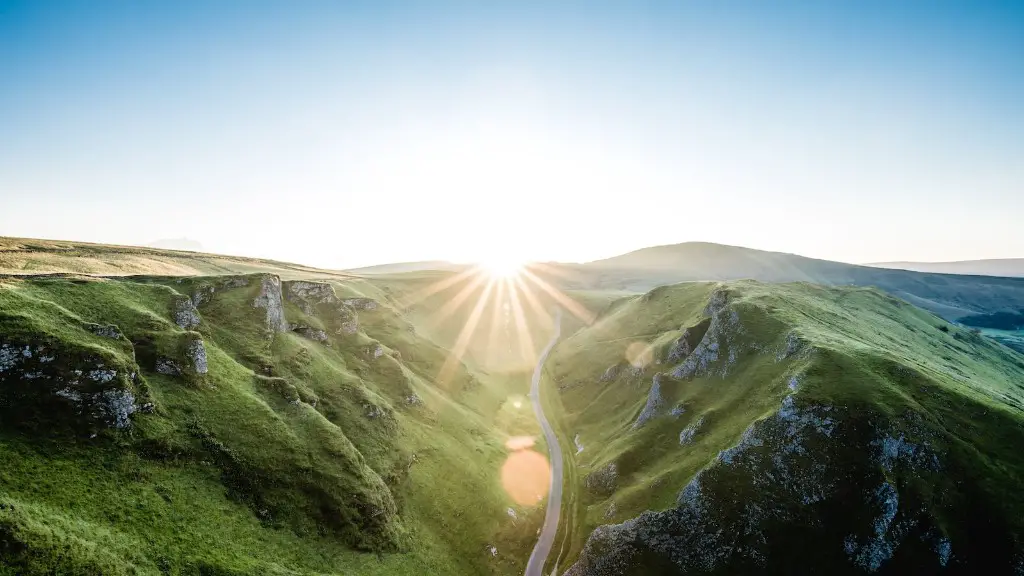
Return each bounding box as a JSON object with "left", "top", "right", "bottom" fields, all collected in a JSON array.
[{"left": 398, "top": 260, "right": 595, "bottom": 387}]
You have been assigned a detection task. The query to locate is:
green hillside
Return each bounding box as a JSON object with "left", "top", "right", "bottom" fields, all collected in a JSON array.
[
  {"left": 0, "top": 272, "right": 546, "bottom": 575},
  {"left": 0, "top": 236, "right": 350, "bottom": 279},
  {"left": 543, "top": 281, "right": 1024, "bottom": 574}
]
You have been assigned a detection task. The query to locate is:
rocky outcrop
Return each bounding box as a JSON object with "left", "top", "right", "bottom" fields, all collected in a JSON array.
[
  {"left": 777, "top": 331, "right": 803, "bottom": 361},
  {"left": 285, "top": 281, "right": 339, "bottom": 314},
  {"left": 0, "top": 341, "right": 141, "bottom": 431},
  {"left": 293, "top": 325, "right": 329, "bottom": 343},
  {"left": 185, "top": 336, "right": 208, "bottom": 375},
  {"left": 666, "top": 318, "right": 711, "bottom": 364},
  {"left": 155, "top": 358, "right": 182, "bottom": 376},
  {"left": 678, "top": 416, "right": 704, "bottom": 445},
  {"left": 253, "top": 275, "right": 287, "bottom": 333},
  {"left": 632, "top": 373, "right": 665, "bottom": 429},
  {"left": 670, "top": 289, "right": 743, "bottom": 380},
  {"left": 585, "top": 462, "right": 618, "bottom": 497},
  {"left": 172, "top": 295, "right": 201, "bottom": 329},
  {"left": 564, "top": 388, "right": 962, "bottom": 576},
  {"left": 343, "top": 298, "right": 378, "bottom": 311},
  {"left": 87, "top": 323, "right": 124, "bottom": 339},
  {"left": 600, "top": 364, "right": 620, "bottom": 382}
]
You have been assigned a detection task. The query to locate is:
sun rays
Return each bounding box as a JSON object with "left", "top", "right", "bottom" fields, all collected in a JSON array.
[{"left": 398, "top": 261, "right": 595, "bottom": 388}]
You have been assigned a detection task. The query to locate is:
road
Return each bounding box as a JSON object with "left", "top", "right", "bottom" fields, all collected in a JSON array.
[{"left": 526, "top": 310, "right": 563, "bottom": 576}]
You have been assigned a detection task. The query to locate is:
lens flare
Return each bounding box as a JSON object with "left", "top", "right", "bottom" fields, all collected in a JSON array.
[{"left": 500, "top": 449, "right": 550, "bottom": 505}]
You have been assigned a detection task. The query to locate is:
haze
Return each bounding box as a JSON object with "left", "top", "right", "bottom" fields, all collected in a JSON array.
[{"left": 1, "top": 1, "right": 1022, "bottom": 268}]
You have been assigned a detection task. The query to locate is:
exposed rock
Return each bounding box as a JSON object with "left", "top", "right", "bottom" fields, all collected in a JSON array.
[
  {"left": 666, "top": 318, "right": 711, "bottom": 364},
  {"left": 679, "top": 416, "right": 705, "bottom": 445},
  {"left": 565, "top": 388, "right": 954, "bottom": 576},
  {"left": 343, "top": 298, "right": 378, "bottom": 310},
  {"left": 87, "top": 324, "right": 123, "bottom": 339},
  {"left": 367, "top": 344, "right": 385, "bottom": 359},
  {"left": 285, "top": 281, "right": 339, "bottom": 314},
  {"left": 585, "top": 462, "right": 618, "bottom": 496},
  {"left": 252, "top": 275, "right": 287, "bottom": 333},
  {"left": 671, "top": 290, "right": 743, "bottom": 380},
  {"left": 155, "top": 358, "right": 182, "bottom": 376},
  {"left": 172, "top": 296, "right": 201, "bottom": 329},
  {"left": 405, "top": 393, "right": 423, "bottom": 406},
  {"left": 507, "top": 507, "right": 517, "bottom": 520},
  {"left": 338, "top": 318, "right": 359, "bottom": 335},
  {"left": 185, "top": 337, "right": 208, "bottom": 375},
  {"left": 220, "top": 276, "right": 249, "bottom": 289},
  {"left": 632, "top": 373, "right": 665, "bottom": 429},
  {"left": 191, "top": 284, "right": 216, "bottom": 306},
  {"left": 777, "top": 331, "right": 802, "bottom": 361},
  {"left": 843, "top": 481, "right": 902, "bottom": 572},
  {"left": 669, "top": 403, "right": 686, "bottom": 418},
  {"left": 98, "top": 388, "right": 138, "bottom": 429},
  {"left": 0, "top": 342, "right": 140, "bottom": 431},
  {"left": 605, "top": 502, "right": 618, "bottom": 519},
  {"left": 292, "top": 324, "right": 329, "bottom": 343},
  {"left": 364, "top": 403, "right": 387, "bottom": 419},
  {"left": 600, "top": 364, "right": 620, "bottom": 382}
]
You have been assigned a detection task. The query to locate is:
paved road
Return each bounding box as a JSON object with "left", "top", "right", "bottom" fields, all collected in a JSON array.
[{"left": 526, "top": 310, "right": 563, "bottom": 576}]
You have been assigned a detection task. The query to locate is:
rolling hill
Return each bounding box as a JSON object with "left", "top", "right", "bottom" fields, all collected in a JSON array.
[
  {"left": 554, "top": 242, "right": 1024, "bottom": 321},
  {"left": 868, "top": 259, "right": 1024, "bottom": 278},
  {"left": 541, "top": 281, "right": 1024, "bottom": 574},
  {"left": 0, "top": 236, "right": 350, "bottom": 279}
]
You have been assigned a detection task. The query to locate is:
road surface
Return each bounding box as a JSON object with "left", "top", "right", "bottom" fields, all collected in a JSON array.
[{"left": 526, "top": 310, "right": 563, "bottom": 576}]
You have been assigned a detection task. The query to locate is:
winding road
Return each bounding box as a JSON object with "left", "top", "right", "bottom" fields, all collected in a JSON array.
[{"left": 526, "top": 310, "right": 563, "bottom": 576}]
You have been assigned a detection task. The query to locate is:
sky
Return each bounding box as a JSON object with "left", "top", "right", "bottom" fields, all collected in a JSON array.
[{"left": 1, "top": 1, "right": 1022, "bottom": 269}]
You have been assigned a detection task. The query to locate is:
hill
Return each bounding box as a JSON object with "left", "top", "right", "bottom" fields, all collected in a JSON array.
[
  {"left": 868, "top": 259, "right": 1024, "bottom": 278},
  {"left": 344, "top": 261, "right": 471, "bottom": 275},
  {"left": 557, "top": 242, "right": 1024, "bottom": 321},
  {"left": 0, "top": 236, "right": 350, "bottom": 279},
  {"left": 540, "top": 281, "right": 1024, "bottom": 574},
  {"left": 0, "top": 271, "right": 547, "bottom": 575}
]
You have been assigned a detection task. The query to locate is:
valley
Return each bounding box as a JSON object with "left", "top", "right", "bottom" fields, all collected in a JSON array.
[{"left": 2, "top": 238, "right": 1024, "bottom": 574}]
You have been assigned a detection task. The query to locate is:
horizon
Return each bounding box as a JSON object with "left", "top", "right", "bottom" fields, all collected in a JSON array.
[
  {"left": 2, "top": 1, "right": 1023, "bottom": 268},
  {"left": 6, "top": 233, "right": 1023, "bottom": 271}
]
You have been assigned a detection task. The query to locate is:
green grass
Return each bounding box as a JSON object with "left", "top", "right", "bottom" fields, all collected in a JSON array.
[
  {"left": 544, "top": 280, "right": 1024, "bottom": 571},
  {"left": 0, "top": 236, "right": 355, "bottom": 280},
  {"left": 0, "top": 272, "right": 548, "bottom": 575}
]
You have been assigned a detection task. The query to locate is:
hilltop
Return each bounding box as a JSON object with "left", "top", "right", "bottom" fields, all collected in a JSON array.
[
  {"left": 555, "top": 242, "right": 1024, "bottom": 322},
  {"left": 540, "top": 281, "right": 1024, "bottom": 574}
]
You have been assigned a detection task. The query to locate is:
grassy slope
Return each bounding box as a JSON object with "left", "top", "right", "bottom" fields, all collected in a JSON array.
[
  {"left": 0, "top": 272, "right": 546, "bottom": 575},
  {"left": 0, "top": 236, "right": 350, "bottom": 280},
  {"left": 544, "top": 281, "right": 1024, "bottom": 572}
]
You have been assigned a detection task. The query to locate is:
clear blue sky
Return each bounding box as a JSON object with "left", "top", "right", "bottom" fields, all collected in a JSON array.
[{"left": 1, "top": 0, "right": 1022, "bottom": 268}]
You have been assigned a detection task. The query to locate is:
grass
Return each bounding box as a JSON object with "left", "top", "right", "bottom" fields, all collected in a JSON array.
[
  {"left": 543, "top": 280, "right": 1024, "bottom": 571},
  {"left": 0, "top": 236, "right": 354, "bottom": 280},
  {"left": 0, "top": 272, "right": 548, "bottom": 575}
]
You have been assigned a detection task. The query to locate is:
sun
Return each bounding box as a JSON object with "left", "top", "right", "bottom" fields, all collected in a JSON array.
[{"left": 481, "top": 256, "right": 524, "bottom": 278}]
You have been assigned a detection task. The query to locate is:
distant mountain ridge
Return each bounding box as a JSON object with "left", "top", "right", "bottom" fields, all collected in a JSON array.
[
  {"left": 867, "top": 258, "right": 1024, "bottom": 278},
  {"left": 560, "top": 242, "right": 1024, "bottom": 321}
]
